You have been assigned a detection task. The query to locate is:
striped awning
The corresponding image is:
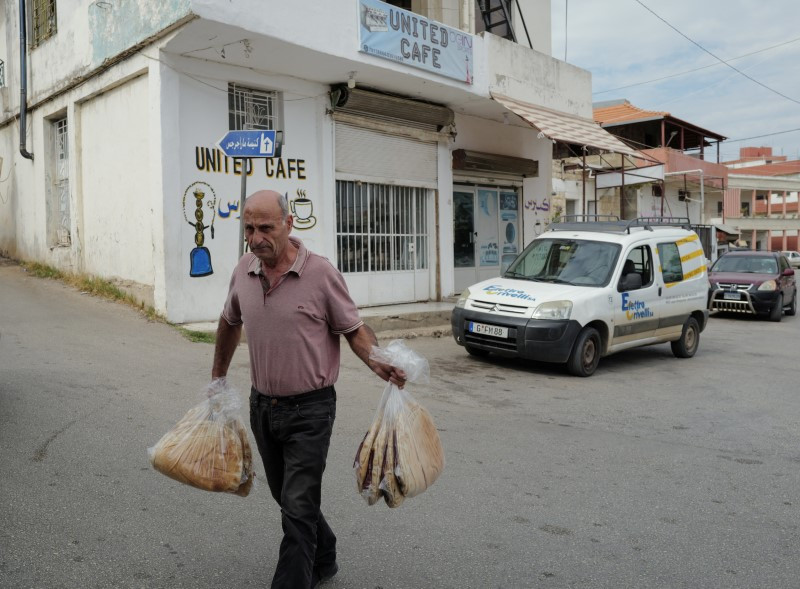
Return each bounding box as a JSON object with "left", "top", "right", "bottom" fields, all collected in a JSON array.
[{"left": 492, "top": 92, "right": 639, "bottom": 156}]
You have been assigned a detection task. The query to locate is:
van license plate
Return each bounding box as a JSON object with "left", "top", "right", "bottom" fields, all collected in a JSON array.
[
  {"left": 469, "top": 322, "right": 508, "bottom": 338},
  {"left": 723, "top": 292, "right": 741, "bottom": 300}
]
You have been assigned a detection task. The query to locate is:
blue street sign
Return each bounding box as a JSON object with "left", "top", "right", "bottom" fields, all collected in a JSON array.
[{"left": 218, "top": 130, "right": 277, "bottom": 158}]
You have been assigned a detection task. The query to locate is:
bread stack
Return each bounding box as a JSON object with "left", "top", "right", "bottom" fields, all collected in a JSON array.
[
  {"left": 149, "top": 393, "right": 254, "bottom": 497},
  {"left": 354, "top": 384, "right": 444, "bottom": 507}
]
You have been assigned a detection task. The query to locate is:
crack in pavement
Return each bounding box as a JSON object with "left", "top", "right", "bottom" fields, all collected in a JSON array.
[{"left": 31, "top": 396, "right": 113, "bottom": 462}]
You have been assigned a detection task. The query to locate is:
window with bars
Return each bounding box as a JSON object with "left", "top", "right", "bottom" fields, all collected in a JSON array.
[
  {"left": 336, "top": 180, "right": 429, "bottom": 274},
  {"left": 51, "top": 116, "right": 71, "bottom": 246},
  {"left": 0, "top": 60, "right": 5, "bottom": 87},
  {"left": 227, "top": 83, "right": 281, "bottom": 130},
  {"left": 32, "top": 0, "right": 57, "bottom": 47}
]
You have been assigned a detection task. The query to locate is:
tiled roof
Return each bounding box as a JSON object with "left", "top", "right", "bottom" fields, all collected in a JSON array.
[
  {"left": 729, "top": 160, "right": 800, "bottom": 176},
  {"left": 593, "top": 100, "right": 669, "bottom": 126}
]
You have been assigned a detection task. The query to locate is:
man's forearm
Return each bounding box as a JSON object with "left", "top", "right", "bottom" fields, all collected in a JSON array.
[
  {"left": 344, "top": 323, "right": 379, "bottom": 366},
  {"left": 345, "top": 324, "right": 406, "bottom": 387},
  {"left": 212, "top": 317, "right": 242, "bottom": 379}
]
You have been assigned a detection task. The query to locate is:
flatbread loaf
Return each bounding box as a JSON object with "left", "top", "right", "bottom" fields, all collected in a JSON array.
[
  {"left": 360, "top": 418, "right": 391, "bottom": 506},
  {"left": 354, "top": 384, "right": 444, "bottom": 507},
  {"left": 380, "top": 430, "right": 405, "bottom": 508},
  {"left": 150, "top": 403, "right": 254, "bottom": 496},
  {"left": 393, "top": 397, "right": 444, "bottom": 498}
]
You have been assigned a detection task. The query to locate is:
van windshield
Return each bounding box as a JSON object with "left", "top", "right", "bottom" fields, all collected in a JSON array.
[{"left": 505, "top": 238, "right": 621, "bottom": 287}]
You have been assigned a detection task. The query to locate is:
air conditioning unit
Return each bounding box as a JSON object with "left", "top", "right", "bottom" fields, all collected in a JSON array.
[{"left": 678, "top": 189, "right": 690, "bottom": 201}]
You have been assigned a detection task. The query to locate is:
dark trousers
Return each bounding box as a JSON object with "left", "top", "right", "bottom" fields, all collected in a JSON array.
[{"left": 249, "top": 386, "right": 337, "bottom": 589}]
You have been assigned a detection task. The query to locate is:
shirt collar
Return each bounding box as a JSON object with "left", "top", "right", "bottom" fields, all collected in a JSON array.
[{"left": 247, "top": 236, "right": 308, "bottom": 276}]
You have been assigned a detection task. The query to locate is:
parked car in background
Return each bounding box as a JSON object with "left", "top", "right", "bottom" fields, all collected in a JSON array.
[
  {"left": 781, "top": 250, "right": 800, "bottom": 269},
  {"left": 708, "top": 251, "right": 797, "bottom": 321}
]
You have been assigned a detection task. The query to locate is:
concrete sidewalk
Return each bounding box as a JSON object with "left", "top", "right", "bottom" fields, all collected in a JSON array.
[{"left": 181, "top": 299, "right": 456, "bottom": 340}]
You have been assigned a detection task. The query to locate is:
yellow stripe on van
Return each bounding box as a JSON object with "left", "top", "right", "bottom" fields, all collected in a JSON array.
[
  {"left": 665, "top": 265, "right": 706, "bottom": 288},
  {"left": 683, "top": 265, "right": 706, "bottom": 280},
  {"left": 681, "top": 248, "right": 704, "bottom": 263},
  {"left": 675, "top": 235, "right": 699, "bottom": 246}
]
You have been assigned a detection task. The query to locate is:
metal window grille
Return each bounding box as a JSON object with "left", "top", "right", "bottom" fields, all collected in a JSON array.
[
  {"left": 32, "top": 0, "right": 57, "bottom": 46},
  {"left": 54, "top": 117, "right": 70, "bottom": 245},
  {"left": 0, "top": 60, "right": 5, "bottom": 87},
  {"left": 335, "top": 180, "right": 428, "bottom": 274},
  {"left": 228, "top": 83, "right": 280, "bottom": 130}
]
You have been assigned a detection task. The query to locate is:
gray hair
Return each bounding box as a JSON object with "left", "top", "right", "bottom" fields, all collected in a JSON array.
[{"left": 278, "top": 192, "right": 290, "bottom": 219}]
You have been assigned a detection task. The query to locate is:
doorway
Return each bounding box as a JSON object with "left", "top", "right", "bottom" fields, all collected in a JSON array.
[{"left": 453, "top": 185, "right": 520, "bottom": 291}]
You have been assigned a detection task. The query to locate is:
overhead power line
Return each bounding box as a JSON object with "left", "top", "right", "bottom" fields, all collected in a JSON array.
[
  {"left": 633, "top": 0, "right": 800, "bottom": 106},
  {"left": 593, "top": 36, "right": 800, "bottom": 95},
  {"left": 725, "top": 128, "right": 800, "bottom": 143}
]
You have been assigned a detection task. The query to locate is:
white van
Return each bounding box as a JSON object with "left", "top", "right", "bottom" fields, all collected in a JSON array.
[{"left": 451, "top": 217, "right": 710, "bottom": 376}]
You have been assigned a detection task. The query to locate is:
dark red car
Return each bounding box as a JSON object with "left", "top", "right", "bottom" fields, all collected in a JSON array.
[{"left": 708, "top": 251, "right": 797, "bottom": 321}]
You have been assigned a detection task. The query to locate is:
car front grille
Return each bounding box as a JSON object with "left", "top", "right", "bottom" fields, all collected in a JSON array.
[
  {"left": 714, "top": 282, "right": 752, "bottom": 291},
  {"left": 469, "top": 299, "right": 529, "bottom": 315}
]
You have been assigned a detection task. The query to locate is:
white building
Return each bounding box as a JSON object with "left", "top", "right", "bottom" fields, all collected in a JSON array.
[{"left": 0, "top": 0, "right": 631, "bottom": 322}]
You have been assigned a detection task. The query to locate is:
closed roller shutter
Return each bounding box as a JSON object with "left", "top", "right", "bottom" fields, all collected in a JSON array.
[{"left": 335, "top": 122, "right": 438, "bottom": 187}]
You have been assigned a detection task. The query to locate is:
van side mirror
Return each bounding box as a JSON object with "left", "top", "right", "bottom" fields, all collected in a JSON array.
[
  {"left": 618, "top": 273, "right": 643, "bottom": 292},
  {"left": 783, "top": 268, "right": 795, "bottom": 276}
]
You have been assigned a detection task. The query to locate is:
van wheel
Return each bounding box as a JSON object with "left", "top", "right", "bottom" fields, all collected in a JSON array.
[
  {"left": 671, "top": 317, "right": 699, "bottom": 358},
  {"left": 769, "top": 295, "right": 783, "bottom": 322},
  {"left": 785, "top": 291, "right": 797, "bottom": 316},
  {"left": 465, "top": 345, "right": 490, "bottom": 358},
  {"left": 567, "top": 327, "right": 601, "bottom": 377}
]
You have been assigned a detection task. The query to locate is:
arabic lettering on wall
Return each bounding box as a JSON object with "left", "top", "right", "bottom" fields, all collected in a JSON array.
[{"left": 524, "top": 197, "right": 550, "bottom": 212}]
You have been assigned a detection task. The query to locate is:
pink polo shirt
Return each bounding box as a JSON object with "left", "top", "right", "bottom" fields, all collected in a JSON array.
[{"left": 221, "top": 237, "right": 363, "bottom": 396}]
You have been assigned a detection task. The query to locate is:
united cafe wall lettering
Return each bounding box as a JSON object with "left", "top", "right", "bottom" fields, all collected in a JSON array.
[{"left": 194, "top": 146, "right": 307, "bottom": 179}]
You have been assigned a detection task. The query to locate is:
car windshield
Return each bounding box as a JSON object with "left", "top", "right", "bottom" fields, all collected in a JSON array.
[
  {"left": 712, "top": 256, "right": 778, "bottom": 274},
  {"left": 505, "top": 238, "right": 620, "bottom": 286}
]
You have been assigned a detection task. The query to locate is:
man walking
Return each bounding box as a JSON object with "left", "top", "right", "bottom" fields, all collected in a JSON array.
[{"left": 211, "top": 190, "right": 405, "bottom": 588}]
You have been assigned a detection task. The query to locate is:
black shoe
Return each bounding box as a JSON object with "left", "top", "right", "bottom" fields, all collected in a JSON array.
[{"left": 311, "top": 562, "right": 339, "bottom": 588}]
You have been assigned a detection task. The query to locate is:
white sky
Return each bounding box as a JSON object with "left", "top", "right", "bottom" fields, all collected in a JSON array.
[{"left": 550, "top": 0, "right": 800, "bottom": 162}]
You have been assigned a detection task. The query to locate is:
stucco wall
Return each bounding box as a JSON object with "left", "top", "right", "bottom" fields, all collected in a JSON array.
[
  {"left": 1, "top": 0, "right": 190, "bottom": 111},
  {"left": 163, "top": 57, "right": 332, "bottom": 323},
  {"left": 78, "top": 73, "right": 155, "bottom": 287},
  {"left": 485, "top": 35, "right": 591, "bottom": 118}
]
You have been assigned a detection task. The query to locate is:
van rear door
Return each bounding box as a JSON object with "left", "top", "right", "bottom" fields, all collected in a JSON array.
[{"left": 655, "top": 236, "right": 705, "bottom": 339}]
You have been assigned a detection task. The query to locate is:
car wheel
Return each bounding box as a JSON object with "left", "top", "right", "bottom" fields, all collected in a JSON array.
[
  {"left": 786, "top": 290, "right": 797, "bottom": 316},
  {"left": 465, "top": 345, "right": 490, "bottom": 358},
  {"left": 567, "top": 327, "right": 601, "bottom": 377},
  {"left": 769, "top": 294, "right": 783, "bottom": 322},
  {"left": 671, "top": 317, "right": 700, "bottom": 358}
]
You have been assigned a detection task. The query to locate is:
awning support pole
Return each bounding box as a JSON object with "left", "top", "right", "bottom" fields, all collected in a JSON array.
[{"left": 582, "top": 147, "right": 587, "bottom": 216}]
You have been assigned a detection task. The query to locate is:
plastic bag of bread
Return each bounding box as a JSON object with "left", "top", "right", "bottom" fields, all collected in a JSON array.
[
  {"left": 354, "top": 340, "right": 444, "bottom": 507},
  {"left": 148, "top": 378, "right": 254, "bottom": 497}
]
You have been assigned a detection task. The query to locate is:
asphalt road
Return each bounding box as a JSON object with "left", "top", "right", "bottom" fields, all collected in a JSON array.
[{"left": 1, "top": 258, "right": 799, "bottom": 589}]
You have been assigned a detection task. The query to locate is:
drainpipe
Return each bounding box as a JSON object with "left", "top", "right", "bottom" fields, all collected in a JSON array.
[
  {"left": 664, "top": 169, "right": 704, "bottom": 224},
  {"left": 19, "top": 0, "right": 34, "bottom": 160}
]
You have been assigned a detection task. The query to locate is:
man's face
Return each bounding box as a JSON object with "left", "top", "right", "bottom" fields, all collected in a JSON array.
[{"left": 243, "top": 195, "right": 293, "bottom": 268}]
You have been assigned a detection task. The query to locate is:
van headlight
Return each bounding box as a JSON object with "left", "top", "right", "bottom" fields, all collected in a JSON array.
[
  {"left": 757, "top": 280, "right": 777, "bottom": 291},
  {"left": 531, "top": 300, "right": 573, "bottom": 320},
  {"left": 455, "top": 288, "right": 470, "bottom": 308}
]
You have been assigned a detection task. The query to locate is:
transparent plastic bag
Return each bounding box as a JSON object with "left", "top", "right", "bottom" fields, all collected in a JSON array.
[
  {"left": 353, "top": 340, "right": 444, "bottom": 507},
  {"left": 148, "top": 378, "right": 255, "bottom": 497}
]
